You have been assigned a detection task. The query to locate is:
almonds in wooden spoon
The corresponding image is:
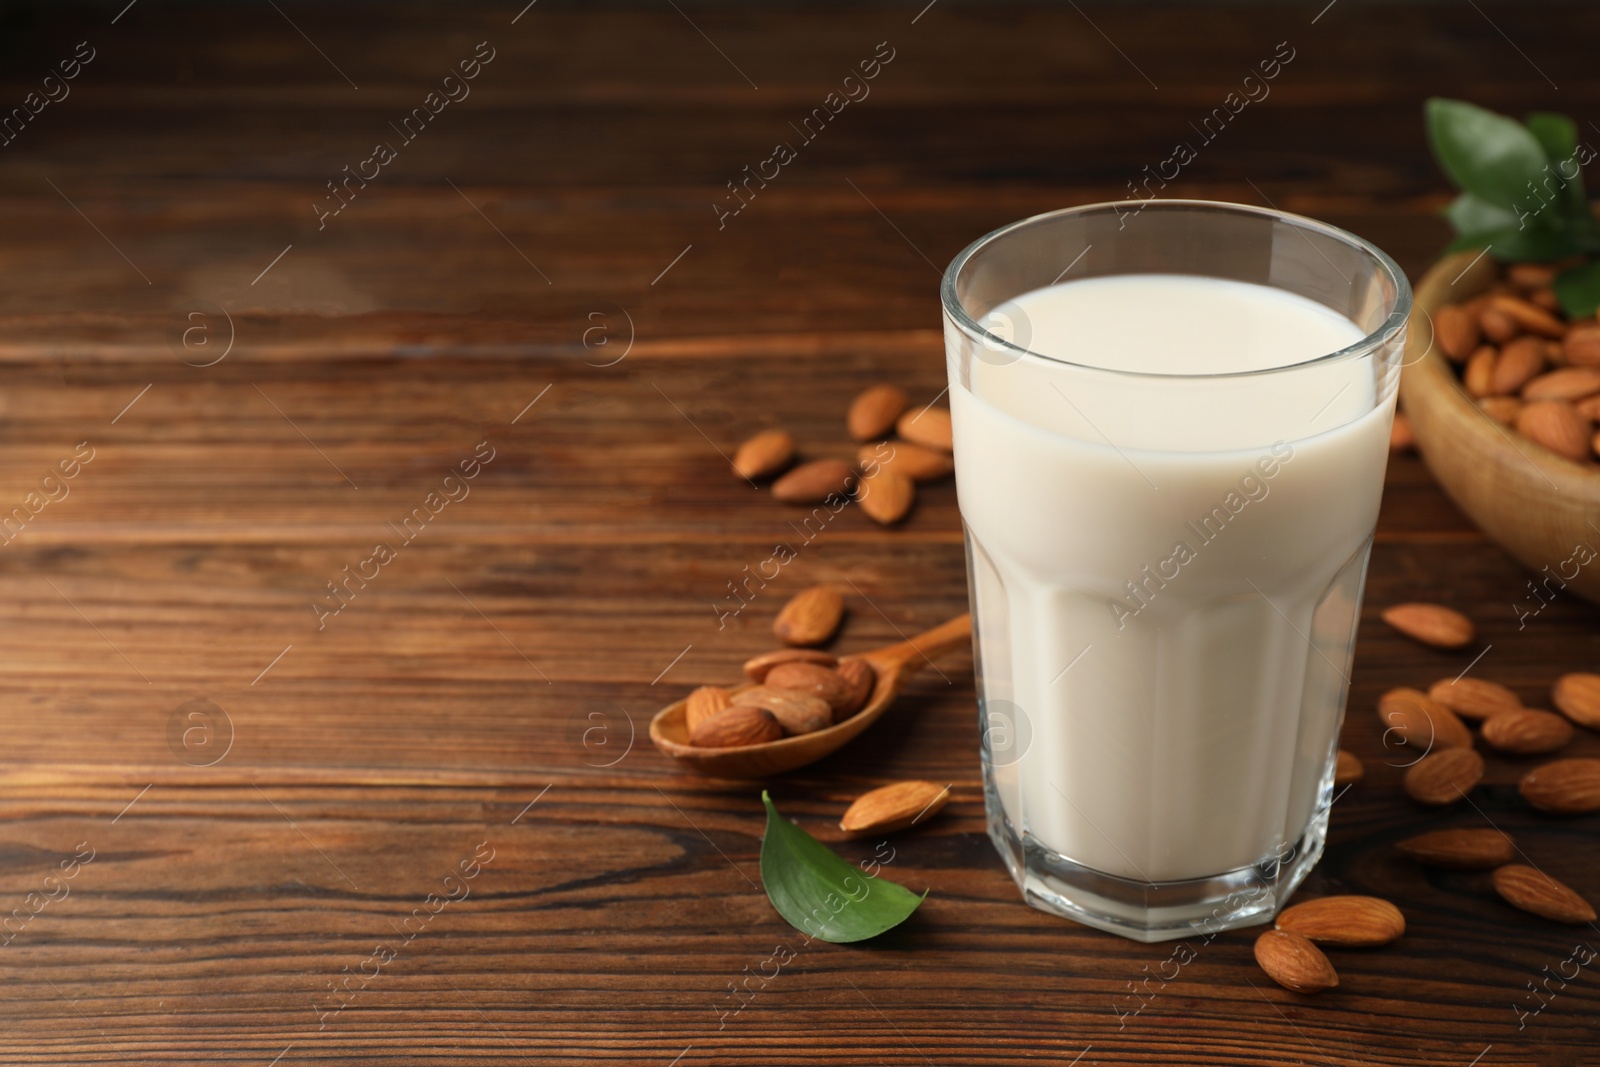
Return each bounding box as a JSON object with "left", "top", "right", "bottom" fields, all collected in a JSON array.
[
  {"left": 1492, "top": 864, "right": 1597, "bottom": 924},
  {"left": 1552, "top": 672, "right": 1600, "bottom": 729},
  {"left": 1434, "top": 304, "right": 1479, "bottom": 362},
  {"left": 1518, "top": 757, "right": 1600, "bottom": 814},
  {"left": 1516, "top": 401, "right": 1590, "bottom": 462},
  {"left": 833, "top": 658, "right": 876, "bottom": 720},
  {"left": 685, "top": 685, "right": 732, "bottom": 732},
  {"left": 732, "top": 429, "right": 795, "bottom": 480},
  {"left": 689, "top": 705, "right": 782, "bottom": 748},
  {"left": 1403, "top": 747, "right": 1484, "bottom": 806},
  {"left": 1480, "top": 708, "right": 1574, "bottom": 755},
  {"left": 744, "top": 648, "right": 837, "bottom": 682},
  {"left": 765, "top": 661, "right": 855, "bottom": 713},
  {"left": 1396, "top": 828, "right": 1515, "bottom": 869},
  {"left": 1490, "top": 336, "right": 1546, "bottom": 395},
  {"left": 1254, "top": 930, "right": 1338, "bottom": 994},
  {"left": 773, "top": 585, "right": 845, "bottom": 647},
  {"left": 733, "top": 687, "right": 832, "bottom": 735},
  {"left": 1426, "top": 677, "right": 1520, "bottom": 721},
  {"left": 1381, "top": 603, "right": 1474, "bottom": 649},
  {"left": 1522, "top": 366, "right": 1600, "bottom": 402},
  {"left": 1275, "top": 896, "right": 1404, "bottom": 947},
  {"left": 847, "top": 384, "right": 909, "bottom": 441},
  {"left": 840, "top": 780, "right": 950, "bottom": 836}
]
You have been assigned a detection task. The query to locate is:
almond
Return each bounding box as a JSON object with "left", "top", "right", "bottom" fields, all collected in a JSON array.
[
  {"left": 743, "top": 648, "right": 837, "bottom": 682},
  {"left": 857, "top": 468, "right": 915, "bottom": 526},
  {"left": 839, "top": 780, "right": 950, "bottom": 835},
  {"left": 732, "top": 429, "right": 795, "bottom": 481},
  {"left": 1492, "top": 864, "right": 1597, "bottom": 924},
  {"left": 1396, "top": 827, "right": 1516, "bottom": 869},
  {"left": 1380, "top": 603, "right": 1475, "bottom": 649},
  {"left": 896, "top": 406, "right": 953, "bottom": 452},
  {"left": 1435, "top": 304, "right": 1480, "bottom": 362},
  {"left": 764, "top": 661, "right": 853, "bottom": 712},
  {"left": 1480, "top": 306, "right": 1519, "bottom": 344},
  {"left": 1579, "top": 394, "right": 1600, "bottom": 421},
  {"left": 1530, "top": 287, "right": 1563, "bottom": 313},
  {"left": 1389, "top": 412, "right": 1414, "bottom": 452},
  {"left": 772, "top": 459, "right": 856, "bottom": 504},
  {"left": 847, "top": 384, "right": 909, "bottom": 441},
  {"left": 833, "top": 657, "right": 876, "bottom": 720},
  {"left": 685, "top": 685, "right": 732, "bottom": 732},
  {"left": 1552, "top": 672, "right": 1600, "bottom": 729},
  {"left": 732, "top": 686, "right": 832, "bottom": 735},
  {"left": 1565, "top": 323, "right": 1600, "bottom": 366},
  {"left": 1378, "top": 688, "right": 1473, "bottom": 749},
  {"left": 1403, "top": 747, "right": 1484, "bottom": 806},
  {"left": 1491, "top": 336, "right": 1547, "bottom": 395},
  {"left": 1517, "top": 401, "right": 1591, "bottom": 462},
  {"left": 1478, "top": 395, "right": 1523, "bottom": 425},
  {"left": 1253, "top": 930, "right": 1338, "bottom": 994},
  {"left": 1481, "top": 708, "right": 1575, "bottom": 755},
  {"left": 1519, "top": 757, "right": 1600, "bottom": 814},
  {"left": 773, "top": 585, "right": 845, "bottom": 647},
  {"left": 1523, "top": 366, "right": 1600, "bottom": 402},
  {"left": 1275, "top": 895, "right": 1404, "bottom": 947},
  {"left": 859, "top": 441, "right": 955, "bottom": 482},
  {"left": 1489, "top": 294, "right": 1566, "bottom": 338},
  {"left": 1463, "top": 345, "right": 1497, "bottom": 397},
  {"left": 1427, "top": 677, "right": 1521, "bottom": 721},
  {"left": 1334, "top": 749, "right": 1364, "bottom": 787},
  {"left": 689, "top": 705, "right": 782, "bottom": 748},
  {"left": 1508, "top": 262, "right": 1558, "bottom": 289}
]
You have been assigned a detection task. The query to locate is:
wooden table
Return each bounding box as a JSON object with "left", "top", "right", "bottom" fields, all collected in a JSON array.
[{"left": 0, "top": 3, "right": 1595, "bottom": 1064}]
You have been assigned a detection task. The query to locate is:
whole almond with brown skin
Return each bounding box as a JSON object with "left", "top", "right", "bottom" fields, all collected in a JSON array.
[
  {"left": 689, "top": 705, "right": 782, "bottom": 748},
  {"left": 1334, "top": 749, "right": 1364, "bottom": 787},
  {"left": 858, "top": 468, "right": 915, "bottom": 526},
  {"left": 1481, "top": 708, "right": 1575, "bottom": 755},
  {"left": 743, "top": 648, "right": 836, "bottom": 682},
  {"left": 1480, "top": 306, "right": 1519, "bottom": 344},
  {"left": 773, "top": 585, "right": 845, "bottom": 647},
  {"left": 1254, "top": 930, "right": 1338, "bottom": 994},
  {"left": 833, "top": 657, "right": 876, "bottom": 720},
  {"left": 1519, "top": 757, "right": 1600, "bottom": 814},
  {"left": 1490, "top": 294, "right": 1566, "bottom": 338},
  {"left": 1517, "top": 401, "right": 1591, "bottom": 463},
  {"left": 1463, "top": 346, "right": 1497, "bottom": 397},
  {"left": 1492, "top": 865, "right": 1598, "bottom": 924},
  {"left": 1478, "top": 395, "right": 1524, "bottom": 426},
  {"left": 1427, "top": 677, "right": 1521, "bottom": 721},
  {"left": 1579, "top": 394, "right": 1600, "bottom": 421},
  {"left": 1397, "top": 827, "right": 1515, "bottom": 869},
  {"left": 1403, "top": 747, "right": 1485, "bottom": 806},
  {"left": 732, "top": 429, "right": 795, "bottom": 481},
  {"left": 733, "top": 686, "right": 832, "bottom": 735},
  {"left": 1435, "top": 304, "right": 1480, "bottom": 362},
  {"left": 1378, "top": 688, "right": 1473, "bottom": 749},
  {"left": 1275, "top": 896, "right": 1404, "bottom": 947},
  {"left": 896, "top": 406, "right": 953, "bottom": 452},
  {"left": 859, "top": 441, "right": 954, "bottom": 482},
  {"left": 847, "top": 384, "right": 909, "bottom": 441},
  {"left": 1381, "top": 603, "right": 1475, "bottom": 649},
  {"left": 764, "top": 661, "right": 853, "bottom": 711},
  {"left": 1530, "top": 287, "right": 1563, "bottom": 313},
  {"left": 1565, "top": 324, "right": 1600, "bottom": 366},
  {"left": 1552, "top": 672, "right": 1600, "bottom": 729},
  {"left": 1523, "top": 366, "right": 1600, "bottom": 402},
  {"left": 772, "top": 459, "right": 856, "bottom": 504},
  {"left": 685, "top": 685, "right": 732, "bottom": 732},
  {"left": 1491, "top": 336, "right": 1547, "bottom": 395},
  {"left": 1389, "top": 412, "right": 1414, "bottom": 452},
  {"left": 840, "top": 780, "right": 950, "bottom": 836}
]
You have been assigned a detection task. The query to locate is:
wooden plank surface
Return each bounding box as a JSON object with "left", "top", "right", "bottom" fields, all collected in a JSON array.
[{"left": 0, "top": 3, "right": 1596, "bottom": 1064}]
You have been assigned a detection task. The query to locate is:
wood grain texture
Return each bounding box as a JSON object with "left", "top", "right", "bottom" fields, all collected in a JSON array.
[{"left": 0, "top": 3, "right": 1595, "bottom": 1064}]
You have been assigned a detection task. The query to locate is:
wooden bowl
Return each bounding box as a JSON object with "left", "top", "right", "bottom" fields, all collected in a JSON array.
[{"left": 1399, "top": 250, "right": 1600, "bottom": 605}]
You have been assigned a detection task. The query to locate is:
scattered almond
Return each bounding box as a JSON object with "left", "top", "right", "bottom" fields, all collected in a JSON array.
[
  {"left": 1381, "top": 603, "right": 1475, "bottom": 649},
  {"left": 1481, "top": 708, "right": 1575, "bottom": 755},
  {"left": 685, "top": 685, "right": 732, "bottom": 732},
  {"left": 772, "top": 459, "right": 857, "bottom": 504},
  {"left": 773, "top": 585, "right": 845, "bottom": 647},
  {"left": 733, "top": 687, "right": 832, "bottom": 735},
  {"left": 858, "top": 468, "right": 915, "bottom": 526},
  {"left": 1396, "top": 827, "right": 1515, "bottom": 869},
  {"left": 1552, "top": 672, "right": 1600, "bottom": 729},
  {"left": 743, "top": 648, "right": 837, "bottom": 682},
  {"left": 1434, "top": 304, "right": 1480, "bottom": 362},
  {"left": 1403, "top": 747, "right": 1485, "bottom": 806},
  {"left": 1516, "top": 401, "right": 1591, "bottom": 462},
  {"left": 896, "top": 406, "right": 953, "bottom": 452},
  {"left": 833, "top": 657, "right": 876, "bottom": 720},
  {"left": 732, "top": 429, "right": 795, "bottom": 481},
  {"left": 689, "top": 705, "right": 782, "bottom": 748},
  {"left": 1463, "top": 346, "right": 1497, "bottom": 397},
  {"left": 859, "top": 441, "right": 954, "bottom": 482},
  {"left": 1492, "top": 864, "right": 1597, "bottom": 924},
  {"left": 847, "top": 384, "right": 909, "bottom": 441},
  {"left": 764, "top": 661, "right": 854, "bottom": 712},
  {"left": 839, "top": 780, "right": 950, "bottom": 836},
  {"left": 1275, "top": 896, "right": 1404, "bottom": 947},
  {"left": 1427, "top": 677, "right": 1521, "bottom": 721},
  {"left": 1378, "top": 688, "right": 1474, "bottom": 749},
  {"left": 1254, "top": 930, "right": 1338, "bottom": 994},
  {"left": 1389, "top": 412, "right": 1414, "bottom": 451},
  {"left": 1478, "top": 395, "right": 1523, "bottom": 425},
  {"left": 1522, "top": 366, "right": 1600, "bottom": 402},
  {"left": 1334, "top": 749, "right": 1364, "bottom": 787},
  {"left": 1518, "top": 757, "right": 1600, "bottom": 814}
]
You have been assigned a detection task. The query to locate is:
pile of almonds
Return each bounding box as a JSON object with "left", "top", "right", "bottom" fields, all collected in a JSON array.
[
  {"left": 1432, "top": 260, "right": 1600, "bottom": 462},
  {"left": 730, "top": 383, "right": 954, "bottom": 526}
]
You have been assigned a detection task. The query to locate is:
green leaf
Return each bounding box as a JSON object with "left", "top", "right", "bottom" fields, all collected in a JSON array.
[
  {"left": 759, "top": 791, "right": 924, "bottom": 944},
  {"left": 1426, "top": 97, "right": 1550, "bottom": 209},
  {"left": 1446, "top": 226, "right": 1581, "bottom": 262},
  {"left": 1526, "top": 111, "right": 1578, "bottom": 163},
  {"left": 1443, "top": 192, "right": 1519, "bottom": 237},
  {"left": 1554, "top": 260, "right": 1600, "bottom": 319}
]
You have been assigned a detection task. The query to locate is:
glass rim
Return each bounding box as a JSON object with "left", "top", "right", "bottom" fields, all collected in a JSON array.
[{"left": 939, "top": 199, "right": 1414, "bottom": 381}]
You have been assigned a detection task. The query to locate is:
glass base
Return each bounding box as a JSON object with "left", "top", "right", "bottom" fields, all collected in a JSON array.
[{"left": 984, "top": 776, "right": 1328, "bottom": 943}]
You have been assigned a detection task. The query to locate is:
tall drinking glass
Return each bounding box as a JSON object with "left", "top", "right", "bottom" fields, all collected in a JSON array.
[{"left": 942, "top": 200, "right": 1410, "bottom": 942}]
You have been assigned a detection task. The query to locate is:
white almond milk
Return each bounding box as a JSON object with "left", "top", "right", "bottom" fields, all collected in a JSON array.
[{"left": 952, "top": 273, "right": 1391, "bottom": 883}]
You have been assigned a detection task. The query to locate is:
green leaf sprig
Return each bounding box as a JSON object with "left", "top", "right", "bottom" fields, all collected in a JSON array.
[
  {"left": 1426, "top": 97, "right": 1600, "bottom": 317},
  {"left": 759, "top": 791, "right": 924, "bottom": 944}
]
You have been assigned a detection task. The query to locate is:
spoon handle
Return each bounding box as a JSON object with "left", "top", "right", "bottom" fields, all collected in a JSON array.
[{"left": 871, "top": 612, "right": 972, "bottom": 675}]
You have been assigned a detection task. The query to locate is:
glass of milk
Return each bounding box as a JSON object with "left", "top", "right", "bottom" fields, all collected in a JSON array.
[{"left": 942, "top": 200, "right": 1410, "bottom": 942}]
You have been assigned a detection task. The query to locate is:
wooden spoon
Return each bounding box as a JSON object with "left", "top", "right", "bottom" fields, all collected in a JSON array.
[{"left": 649, "top": 613, "right": 972, "bottom": 778}]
